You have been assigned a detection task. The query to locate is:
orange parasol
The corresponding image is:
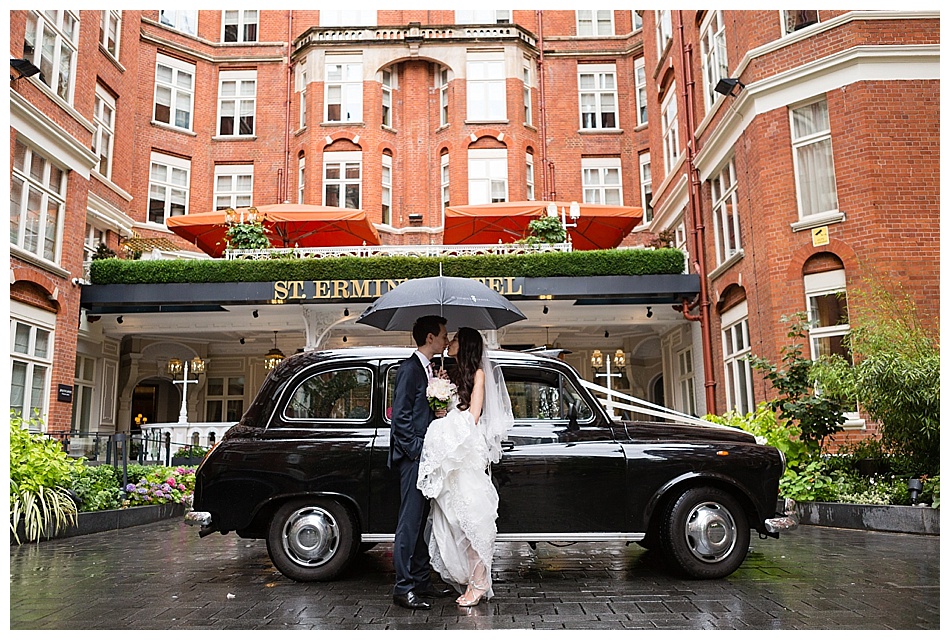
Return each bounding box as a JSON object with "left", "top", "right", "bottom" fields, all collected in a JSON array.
[
  {"left": 442, "top": 200, "right": 642, "bottom": 250},
  {"left": 166, "top": 204, "right": 381, "bottom": 258}
]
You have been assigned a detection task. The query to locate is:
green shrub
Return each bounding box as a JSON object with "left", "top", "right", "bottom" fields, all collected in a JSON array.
[
  {"left": 68, "top": 464, "right": 123, "bottom": 512},
  {"left": 89, "top": 248, "right": 686, "bottom": 284},
  {"left": 174, "top": 444, "right": 209, "bottom": 459},
  {"left": 9, "top": 412, "right": 81, "bottom": 543},
  {"left": 704, "top": 402, "right": 810, "bottom": 469},
  {"left": 778, "top": 457, "right": 839, "bottom": 502}
]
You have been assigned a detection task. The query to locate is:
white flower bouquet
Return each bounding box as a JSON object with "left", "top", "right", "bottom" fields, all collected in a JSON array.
[{"left": 426, "top": 377, "right": 456, "bottom": 412}]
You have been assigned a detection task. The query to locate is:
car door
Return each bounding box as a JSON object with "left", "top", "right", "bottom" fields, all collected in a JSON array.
[
  {"left": 365, "top": 358, "right": 407, "bottom": 535},
  {"left": 493, "top": 365, "right": 627, "bottom": 536}
]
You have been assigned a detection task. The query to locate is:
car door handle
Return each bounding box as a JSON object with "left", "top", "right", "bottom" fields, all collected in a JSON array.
[{"left": 501, "top": 440, "right": 515, "bottom": 451}]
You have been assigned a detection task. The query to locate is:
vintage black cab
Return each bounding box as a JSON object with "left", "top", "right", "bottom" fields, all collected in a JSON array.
[{"left": 186, "top": 347, "right": 794, "bottom": 581}]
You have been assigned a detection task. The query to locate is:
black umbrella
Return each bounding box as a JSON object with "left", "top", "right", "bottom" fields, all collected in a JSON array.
[{"left": 356, "top": 275, "right": 527, "bottom": 331}]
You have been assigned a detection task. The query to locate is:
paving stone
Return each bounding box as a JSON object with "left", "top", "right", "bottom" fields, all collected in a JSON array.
[{"left": 9, "top": 519, "right": 939, "bottom": 630}]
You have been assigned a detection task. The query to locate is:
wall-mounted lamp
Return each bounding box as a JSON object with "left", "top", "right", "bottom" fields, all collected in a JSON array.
[
  {"left": 646, "top": 306, "right": 653, "bottom": 318},
  {"left": 263, "top": 331, "right": 285, "bottom": 369},
  {"left": 343, "top": 307, "right": 350, "bottom": 317},
  {"left": 116, "top": 316, "right": 124, "bottom": 324},
  {"left": 714, "top": 77, "right": 745, "bottom": 97},
  {"left": 10, "top": 58, "right": 42, "bottom": 82}
]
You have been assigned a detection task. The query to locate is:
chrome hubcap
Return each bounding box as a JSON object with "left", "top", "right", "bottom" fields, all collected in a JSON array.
[
  {"left": 684, "top": 501, "right": 737, "bottom": 563},
  {"left": 281, "top": 506, "right": 340, "bottom": 567}
]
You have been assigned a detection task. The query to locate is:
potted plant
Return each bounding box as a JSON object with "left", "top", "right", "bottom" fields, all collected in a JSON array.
[{"left": 171, "top": 444, "right": 209, "bottom": 466}]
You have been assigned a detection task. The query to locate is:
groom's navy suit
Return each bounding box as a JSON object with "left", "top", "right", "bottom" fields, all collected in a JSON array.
[{"left": 389, "top": 352, "right": 436, "bottom": 596}]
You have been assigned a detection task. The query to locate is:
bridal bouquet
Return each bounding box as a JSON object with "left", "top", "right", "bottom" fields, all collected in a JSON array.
[{"left": 426, "top": 377, "right": 456, "bottom": 412}]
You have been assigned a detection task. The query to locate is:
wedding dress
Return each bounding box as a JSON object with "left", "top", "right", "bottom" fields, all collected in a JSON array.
[{"left": 417, "top": 354, "right": 513, "bottom": 601}]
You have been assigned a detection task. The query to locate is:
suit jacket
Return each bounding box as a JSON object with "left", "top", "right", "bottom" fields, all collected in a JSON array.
[{"left": 388, "top": 354, "right": 433, "bottom": 468}]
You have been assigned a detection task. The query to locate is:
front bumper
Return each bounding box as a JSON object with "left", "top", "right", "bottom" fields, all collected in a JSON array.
[{"left": 764, "top": 498, "right": 799, "bottom": 534}]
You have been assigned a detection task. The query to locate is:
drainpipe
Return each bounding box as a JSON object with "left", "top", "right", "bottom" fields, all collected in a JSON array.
[
  {"left": 535, "top": 11, "right": 551, "bottom": 200},
  {"left": 282, "top": 10, "right": 294, "bottom": 204},
  {"left": 676, "top": 11, "right": 717, "bottom": 415}
]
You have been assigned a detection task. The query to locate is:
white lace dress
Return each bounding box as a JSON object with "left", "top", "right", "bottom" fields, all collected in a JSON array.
[{"left": 417, "top": 395, "right": 498, "bottom": 599}]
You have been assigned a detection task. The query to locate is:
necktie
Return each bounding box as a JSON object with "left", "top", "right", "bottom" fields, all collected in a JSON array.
[{"left": 426, "top": 362, "right": 433, "bottom": 379}]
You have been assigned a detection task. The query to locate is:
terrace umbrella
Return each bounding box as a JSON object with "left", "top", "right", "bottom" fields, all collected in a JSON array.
[
  {"left": 165, "top": 204, "right": 380, "bottom": 258},
  {"left": 442, "top": 200, "right": 642, "bottom": 250},
  {"left": 356, "top": 275, "right": 526, "bottom": 332}
]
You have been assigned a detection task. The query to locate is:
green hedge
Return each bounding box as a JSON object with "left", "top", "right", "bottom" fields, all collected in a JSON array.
[{"left": 90, "top": 249, "right": 685, "bottom": 285}]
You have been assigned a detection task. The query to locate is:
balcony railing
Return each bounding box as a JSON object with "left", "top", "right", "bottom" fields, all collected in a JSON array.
[
  {"left": 294, "top": 22, "right": 537, "bottom": 54},
  {"left": 225, "top": 242, "right": 572, "bottom": 260}
]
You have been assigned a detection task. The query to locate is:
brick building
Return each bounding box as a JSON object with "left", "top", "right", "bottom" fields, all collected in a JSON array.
[{"left": 7, "top": 10, "right": 939, "bottom": 447}]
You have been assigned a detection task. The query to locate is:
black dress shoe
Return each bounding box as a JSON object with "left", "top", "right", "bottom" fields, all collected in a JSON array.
[
  {"left": 417, "top": 584, "right": 456, "bottom": 598},
  {"left": 393, "top": 591, "right": 432, "bottom": 610}
]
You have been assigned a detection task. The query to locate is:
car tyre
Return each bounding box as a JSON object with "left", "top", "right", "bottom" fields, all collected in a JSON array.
[
  {"left": 266, "top": 497, "right": 357, "bottom": 582},
  {"left": 660, "top": 486, "right": 749, "bottom": 579}
]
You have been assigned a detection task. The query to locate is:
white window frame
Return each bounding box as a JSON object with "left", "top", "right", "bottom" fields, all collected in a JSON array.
[
  {"left": 10, "top": 138, "right": 66, "bottom": 264},
  {"left": 154, "top": 53, "right": 195, "bottom": 131},
  {"left": 297, "top": 156, "right": 306, "bottom": 204},
  {"left": 468, "top": 148, "right": 508, "bottom": 205},
  {"left": 634, "top": 11, "right": 643, "bottom": 31},
  {"left": 217, "top": 69, "right": 257, "bottom": 137},
  {"left": 381, "top": 155, "right": 392, "bottom": 225},
  {"left": 790, "top": 97, "right": 839, "bottom": 221},
  {"left": 72, "top": 355, "right": 96, "bottom": 436},
  {"left": 576, "top": 10, "right": 614, "bottom": 36},
  {"left": 526, "top": 153, "right": 535, "bottom": 201},
  {"left": 661, "top": 84, "right": 680, "bottom": 174},
  {"left": 23, "top": 10, "right": 79, "bottom": 103},
  {"left": 456, "top": 10, "right": 511, "bottom": 24},
  {"left": 639, "top": 153, "right": 653, "bottom": 224},
  {"left": 710, "top": 158, "right": 742, "bottom": 265},
  {"left": 466, "top": 51, "right": 506, "bottom": 122},
  {"left": 83, "top": 222, "right": 108, "bottom": 266},
  {"left": 674, "top": 217, "right": 690, "bottom": 274},
  {"left": 159, "top": 10, "right": 197, "bottom": 36},
  {"left": 323, "top": 151, "right": 362, "bottom": 209},
  {"left": 10, "top": 302, "right": 56, "bottom": 427},
  {"left": 700, "top": 10, "right": 729, "bottom": 109},
  {"left": 439, "top": 67, "right": 450, "bottom": 127},
  {"left": 675, "top": 347, "right": 697, "bottom": 417},
  {"left": 522, "top": 57, "right": 533, "bottom": 126},
  {"left": 205, "top": 376, "right": 246, "bottom": 423},
  {"left": 297, "top": 62, "right": 308, "bottom": 129},
  {"left": 93, "top": 85, "right": 116, "bottom": 179},
  {"left": 782, "top": 10, "right": 820, "bottom": 35},
  {"left": 581, "top": 157, "right": 623, "bottom": 205},
  {"left": 213, "top": 165, "right": 253, "bottom": 210},
  {"left": 148, "top": 152, "right": 191, "bottom": 225},
  {"left": 635, "top": 57, "right": 648, "bottom": 126},
  {"left": 804, "top": 269, "right": 861, "bottom": 424},
  {"left": 100, "top": 10, "right": 121, "bottom": 59},
  {"left": 222, "top": 9, "right": 258, "bottom": 43},
  {"left": 578, "top": 64, "right": 618, "bottom": 130},
  {"left": 325, "top": 54, "right": 363, "bottom": 123},
  {"left": 381, "top": 67, "right": 394, "bottom": 128},
  {"left": 721, "top": 301, "right": 754, "bottom": 415},
  {"left": 441, "top": 154, "right": 450, "bottom": 220},
  {"left": 320, "top": 11, "right": 377, "bottom": 26},
  {"left": 656, "top": 10, "right": 673, "bottom": 53}
]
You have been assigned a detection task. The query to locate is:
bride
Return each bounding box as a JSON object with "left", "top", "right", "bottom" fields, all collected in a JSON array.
[{"left": 417, "top": 327, "right": 513, "bottom": 607}]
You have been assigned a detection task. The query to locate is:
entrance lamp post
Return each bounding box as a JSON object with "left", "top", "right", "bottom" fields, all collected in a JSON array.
[{"left": 168, "top": 356, "right": 205, "bottom": 424}]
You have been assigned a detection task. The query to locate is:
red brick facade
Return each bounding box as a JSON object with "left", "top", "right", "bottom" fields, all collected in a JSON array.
[{"left": 8, "top": 10, "right": 939, "bottom": 439}]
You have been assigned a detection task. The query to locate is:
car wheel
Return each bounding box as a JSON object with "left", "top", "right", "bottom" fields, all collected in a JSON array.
[
  {"left": 266, "top": 498, "right": 357, "bottom": 582},
  {"left": 660, "top": 487, "right": 749, "bottom": 579}
]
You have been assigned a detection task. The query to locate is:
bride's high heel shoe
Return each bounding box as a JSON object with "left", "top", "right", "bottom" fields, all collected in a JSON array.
[{"left": 456, "top": 586, "right": 486, "bottom": 607}]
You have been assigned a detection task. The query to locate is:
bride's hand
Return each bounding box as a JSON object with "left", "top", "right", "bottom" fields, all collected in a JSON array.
[{"left": 434, "top": 408, "right": 447, "bottom": 418}]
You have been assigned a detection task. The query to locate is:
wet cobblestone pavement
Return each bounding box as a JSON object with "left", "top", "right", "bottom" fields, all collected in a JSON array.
[{"left": 9, "top": 519, "right": 939, "bottom": 630}]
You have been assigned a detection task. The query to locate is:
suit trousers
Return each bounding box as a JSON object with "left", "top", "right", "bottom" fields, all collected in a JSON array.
[{"left": 392, "top": 458, "right": 433, "bottom": 595}]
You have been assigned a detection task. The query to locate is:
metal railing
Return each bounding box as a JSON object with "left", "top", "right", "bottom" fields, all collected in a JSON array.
[{"left": 225, "top": 242, "right": 573, "bottom": 260}]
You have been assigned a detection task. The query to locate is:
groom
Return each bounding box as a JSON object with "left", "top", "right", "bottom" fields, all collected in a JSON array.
[{"left": 389, "top": 314, "right": 454, "bottom": 610}]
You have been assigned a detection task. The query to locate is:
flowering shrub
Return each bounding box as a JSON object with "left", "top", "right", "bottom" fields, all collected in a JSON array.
[
  {"left": 174, "top": 444, "right": 209, "bottom": 459},
  {"left": 123, "top": 466, "right": 196, "bottom": 507}
]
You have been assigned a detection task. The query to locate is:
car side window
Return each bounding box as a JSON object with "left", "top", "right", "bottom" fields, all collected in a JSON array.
[
  {"left": 284, "top": 367, "right": 373, "bottom": 421},
  {"left": 503, "top": 367, "right": 595, "bottom": 422}
]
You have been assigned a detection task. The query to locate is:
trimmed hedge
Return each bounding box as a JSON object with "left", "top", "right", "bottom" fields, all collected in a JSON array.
[{"left": 90, "top": 249, "right": 685, "bottom": 285}]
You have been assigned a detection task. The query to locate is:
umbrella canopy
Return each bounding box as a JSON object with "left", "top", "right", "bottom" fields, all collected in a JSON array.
[
  {"left": 443, "top": 200, "right": 642, "bottom": 250},
  {"left": 166, "top": 204, "right": 381, "bottom": 258},
  {"left": 356, "top": 275, "right": 527, "bottom": 331}
]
